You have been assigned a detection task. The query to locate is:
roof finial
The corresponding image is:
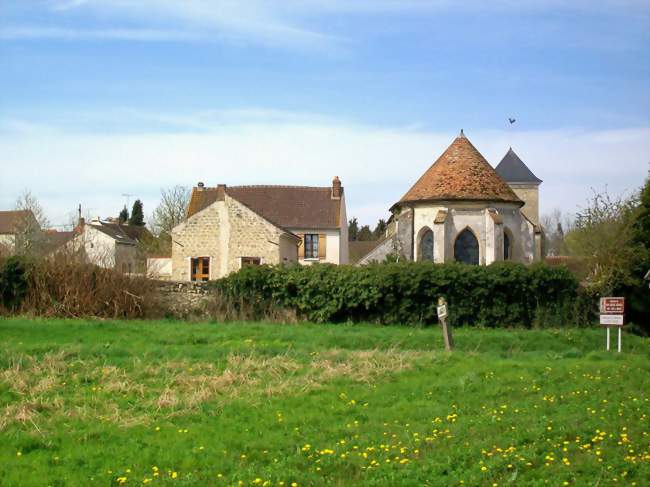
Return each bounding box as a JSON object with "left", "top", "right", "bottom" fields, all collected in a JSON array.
[{"left": 459, "top": 128, "right": 465, "bottom": 138}]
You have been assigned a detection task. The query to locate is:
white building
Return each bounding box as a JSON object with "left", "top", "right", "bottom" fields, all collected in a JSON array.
[
  {"left": 67, "top": 218, "right": 145, "bottom": 272},
  {"left": 359, "top": 131, "right": 542, "bottom": 265}
]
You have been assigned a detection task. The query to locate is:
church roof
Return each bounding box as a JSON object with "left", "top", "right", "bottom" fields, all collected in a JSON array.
[
  {"left": 398, "top": 131, "right": 523, "bottom": 205},
  {"left": 495, "top": 148, "right": 542, "bottom": 184}
]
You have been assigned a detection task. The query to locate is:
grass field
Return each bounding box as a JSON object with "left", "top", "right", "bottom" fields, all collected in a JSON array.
[{"left": 0, "top": 319, "right": 648, "bottom": 486}]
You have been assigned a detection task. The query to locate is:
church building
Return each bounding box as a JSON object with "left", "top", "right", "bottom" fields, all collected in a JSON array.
[{"left": 359, "top": 131, "right": 542, "bottom": 265}]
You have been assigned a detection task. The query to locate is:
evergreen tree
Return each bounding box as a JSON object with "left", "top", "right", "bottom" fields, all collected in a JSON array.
[
  {"left": 373, "top": 219, "right": 387, "bottom": 239},
  {"left": 118, "top": 206, "right": 129, "bottom": 224},
  {"left": 633, "top": 174, "right": 650, "bottom": 248},
  {"left": 348, "top": 217, "right": 359, "bottom": 241},
  {"left": 128, "top": 199, "right": 144, "bottom": 226},
  {"left": 357, "top": 225, "right": 373, "bottom": 241}
]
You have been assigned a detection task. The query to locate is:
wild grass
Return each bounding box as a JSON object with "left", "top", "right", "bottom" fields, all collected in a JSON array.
[{"left": 0, "top": 318, "right": 648, "bottom": 486}]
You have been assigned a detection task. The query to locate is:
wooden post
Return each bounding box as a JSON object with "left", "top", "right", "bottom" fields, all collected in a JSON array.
[{"left": 437, "top": 297, "right": 453, "bottom": 352}]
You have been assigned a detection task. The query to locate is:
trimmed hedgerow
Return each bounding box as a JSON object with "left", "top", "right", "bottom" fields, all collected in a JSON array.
[{"left": 213, "top": 262, "right": 593, "bottom": 327}]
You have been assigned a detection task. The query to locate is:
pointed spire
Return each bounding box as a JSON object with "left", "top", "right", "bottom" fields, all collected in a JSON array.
[
  {"left": 495, "top": 147, "right": 542, "bottom": 184},
  {"left": 459, "top": 128, "right": 465, "bottom": 138}
]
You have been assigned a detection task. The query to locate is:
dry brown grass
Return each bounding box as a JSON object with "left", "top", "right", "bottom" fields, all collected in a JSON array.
[{"left": 0, "top": 348, "right": 428, "bottom": 431}]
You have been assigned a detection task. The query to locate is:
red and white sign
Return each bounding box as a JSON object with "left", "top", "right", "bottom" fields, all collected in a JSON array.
[
  {"left": 600, "top": 297, "right": 625, "bottom": 314},
  {"left": 599, "top": 297, "right": 625, "bottom": 327}
]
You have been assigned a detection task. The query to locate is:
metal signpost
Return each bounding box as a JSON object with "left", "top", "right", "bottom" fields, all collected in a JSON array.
[
  {"left": 437, "top": 297, "right": 453, "bottom": 351},
  {"left": 599, "top": 297, "right": 625, "bottom": 352}
]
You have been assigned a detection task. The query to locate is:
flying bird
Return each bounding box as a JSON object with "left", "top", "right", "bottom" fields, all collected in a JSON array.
[{"left": 508, "top": 118, "right": 516, "bottom": 124}]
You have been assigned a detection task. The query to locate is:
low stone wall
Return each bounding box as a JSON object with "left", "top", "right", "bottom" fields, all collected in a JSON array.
[{"left": 153, "top": 280, "right": 213, "bottom": 317}]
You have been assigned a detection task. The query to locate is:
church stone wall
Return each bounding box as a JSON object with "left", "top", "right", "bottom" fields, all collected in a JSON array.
[
  {"left": 408, "top": 201, "right": 535, "bottom": 265},
  {"left": 395, "top": 207, "right": 414, "bottom": 261},
  {"left": 509, "top": 184, "right": 539, "bottom": 226}
]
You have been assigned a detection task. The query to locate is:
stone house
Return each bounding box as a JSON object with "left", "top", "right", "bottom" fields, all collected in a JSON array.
[
  {"left": 66, "top": 218, "right": 146, "bottom": 272},
  {"left": 171, "top": 177, "right": 348, "bottom": 281},
  {"left": 0, "top": 210, "right": 40, "bottom": 255},
  {"left": 359, "top": 131, "right": 542, "bottom": 265}
]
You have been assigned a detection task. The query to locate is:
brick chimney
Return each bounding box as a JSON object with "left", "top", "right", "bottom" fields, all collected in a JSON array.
[
  {"left": 332, "top": 176, "right": 342, "bottom": 199},
  {"left": 74, "top": 217, "right": 85, "bottom": 235}
]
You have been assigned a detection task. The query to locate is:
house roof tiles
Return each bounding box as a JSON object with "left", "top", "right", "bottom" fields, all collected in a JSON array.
[
  {"left": 187, "top": 184, "right": 342, "bottom": 231},
  {"left": 88, "top": 222, "right": 139, "bottom": 244},
  {"left": 398, "top": 131, "right": 523, "bottom": 206},
  {"left": 0, "top": 210, "right": 35, "bottom": 234}
]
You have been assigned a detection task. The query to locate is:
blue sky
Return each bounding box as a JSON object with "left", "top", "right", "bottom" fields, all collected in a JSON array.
[{"left": 1, "top": 0, "right": 649, "bottom": 228}]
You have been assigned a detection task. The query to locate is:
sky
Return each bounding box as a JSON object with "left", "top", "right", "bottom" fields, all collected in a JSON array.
[{"left": 1, "top": 0, "right": 649, "bottom": 230}]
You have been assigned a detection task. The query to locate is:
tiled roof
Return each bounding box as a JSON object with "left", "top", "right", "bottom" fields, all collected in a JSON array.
[
  {"left": 495, "top": 148, "right": 542, "bottom": 184},
  {"left": 398, "top": 131, "right": 522, "bottom": 205},
  {"left": 0, "top": 210, "right": 36, "bottom": 234},
  {"left": 89, "top": 222, "right": 138, "bottom": 244},
  {"left": 187, "top": 185, "right": 342, "bottom": 230}
]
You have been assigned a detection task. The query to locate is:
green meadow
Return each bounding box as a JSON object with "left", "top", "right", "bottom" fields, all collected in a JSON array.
[{"left": 0, "top": 318, "right": 648, "bottom": 486}]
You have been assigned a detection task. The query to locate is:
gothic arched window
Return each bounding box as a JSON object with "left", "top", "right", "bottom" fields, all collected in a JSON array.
[
  {"left": 418, "top": 228, "right": 434, "bottom": 261},
  {"left": 454, "top": 228, "right": 479, "bottom": 265},
  {"left": 504, "top": 231, "right": 511, "bottom": 260}
]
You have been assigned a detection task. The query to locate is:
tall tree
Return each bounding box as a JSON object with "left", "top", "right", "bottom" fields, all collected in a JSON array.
[
  {"left": 348, "top": 217, "right": 359, "bottom": 241},
  {"left": 565, "top": 188, "right": 640, "bottom": 294},
  {"left": 13, "top": 190, "right": 48, "bottom": 255},
  {"left": 373, "top": 219, "right": 387, "bottom": 239},
  {"left": 118, "top": 206, "right": 129, "bottom": 224},
  {"left": 357, "top": 225, "right": 373, "bottom": 241},
  {"left": 128, "top": 199, "right": 145, "bottom": 226},
  {"left": 14, "top": 190, "right": 49, "bottom": 228},
  {"left": 633, "top": 173, "right": 650, "bottom": 248},
  {"left": 150, "top": 185, "right": 190, "bottom": 236}
]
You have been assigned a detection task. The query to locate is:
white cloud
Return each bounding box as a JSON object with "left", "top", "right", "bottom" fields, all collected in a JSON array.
[
  {"left": 0, "top": 26, "right": 203, "bottom": 42},
  {"left": 0, "top": 111, "right": 647, "bottom": 228},
  {"left": 44, "top": 0, "right": 340, "bottom": 49},
  {"left": 2, "top": 0, "right": 645, "bottom": 49}
]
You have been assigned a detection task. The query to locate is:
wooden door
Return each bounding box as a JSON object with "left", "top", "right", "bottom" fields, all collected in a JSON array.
[{"left": 191, "top": 257, "right": 210, "bottom": 281}]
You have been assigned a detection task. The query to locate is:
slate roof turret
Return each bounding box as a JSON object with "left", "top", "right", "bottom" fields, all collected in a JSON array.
[{"left": 495, "top": 148, "right": 542, "bottom": 184}]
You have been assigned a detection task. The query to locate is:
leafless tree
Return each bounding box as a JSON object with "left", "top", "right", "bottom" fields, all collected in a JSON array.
[
  {"left": 14, "top": 189, "right": 50, "bottom": 228},
  {"left": 540, "top": 208, "right": 574, "bottom": 256},
  {"left": 149, "top": 185, "right": 190, "bottom": 237},
  {"left": 11, "top": 190, "right": 49, "bottom": 255}
]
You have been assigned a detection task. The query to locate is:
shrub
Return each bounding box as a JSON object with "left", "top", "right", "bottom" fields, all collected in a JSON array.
[
  {"left": 0, "top": 256, "right": 30, "bottom": 311},
  {"left": 0, "top": 255, "right": 155, "bottom": 318},
  {"left": 214, "top": 262, "right": 590, "bottom": 327}
]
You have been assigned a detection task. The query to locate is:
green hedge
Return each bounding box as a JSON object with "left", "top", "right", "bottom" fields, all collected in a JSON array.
[{"left": 214, "top": 262, "right": 593, "bottom": 327}]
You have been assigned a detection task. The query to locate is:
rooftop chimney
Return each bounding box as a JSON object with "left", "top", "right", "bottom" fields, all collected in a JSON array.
[
  {"left": 332, "top": 176, "right": 342, "bottom": 199},
  {"left": 197, "top": 182, "right": 205, "bottom": 190},
  {"left": 74, "top": 217, "right": 85, "bottom": 234}
]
